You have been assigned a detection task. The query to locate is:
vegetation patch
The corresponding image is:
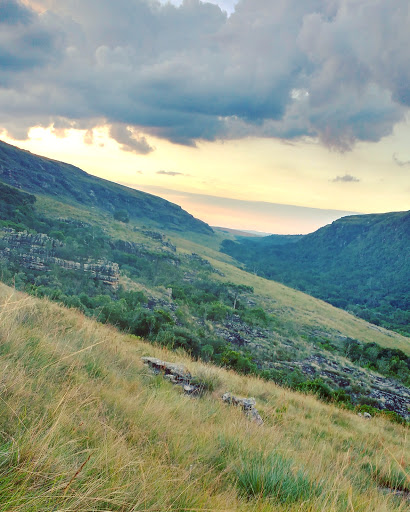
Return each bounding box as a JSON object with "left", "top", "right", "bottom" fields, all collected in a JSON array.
[{"left": 235, "top": 452, "right": 322, "bottom": 504}]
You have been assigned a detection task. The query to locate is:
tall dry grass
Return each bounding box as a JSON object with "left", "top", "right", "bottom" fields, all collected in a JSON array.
[{"left": 0, "top": 282, "right": 408, "bottom": 511}]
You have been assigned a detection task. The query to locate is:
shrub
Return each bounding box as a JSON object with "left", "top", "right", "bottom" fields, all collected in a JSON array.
[
  {"left": 155, "top": 325, "right": 201, "bottom": 356},
  {"left": 221, "top": 349, "right": 257, "bottom": 375},
  {"left": 240, "top": 307, "right": 270, "bottom": 327},
  {"left": 332, "top": 389, "right": 352, "bottom": 404},
  {"left": 297, "top": 378, "right": 334, "bottom": 402},
  {"left": 355, "top": 405, "right": 407, "bottom": 425},
  {"left": 203, "top": 301, "right": 231, "bottom": 322}
]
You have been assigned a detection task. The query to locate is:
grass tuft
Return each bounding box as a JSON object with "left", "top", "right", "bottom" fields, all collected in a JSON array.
[{"left": 235, "top": 451, "right": 322, "bottom": 504}]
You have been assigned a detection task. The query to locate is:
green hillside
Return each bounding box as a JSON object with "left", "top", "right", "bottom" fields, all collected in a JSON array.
[
  {"left": 221, "top": 212, "right": 410, "bottom": 335},
  {"left": 0, "top": 284, "right": 409, "bottom": 511},
  {"left": 0, "top": 139, "right": 212, "bottom": 235}
]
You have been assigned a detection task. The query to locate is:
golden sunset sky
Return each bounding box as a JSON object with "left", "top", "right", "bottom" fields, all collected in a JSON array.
[{"left": 1, "top": 0, "right": 409, "bottom": 233}]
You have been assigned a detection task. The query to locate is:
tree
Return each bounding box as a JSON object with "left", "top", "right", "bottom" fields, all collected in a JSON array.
[{"left": 225, "top": 282, "right": 254, "bottom": 309}]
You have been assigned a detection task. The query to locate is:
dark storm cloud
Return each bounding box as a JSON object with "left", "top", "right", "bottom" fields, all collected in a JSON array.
[
  {"left": 332, "top": 174, "right": 360, "bottom": 183},
  {"left": 0, "top": 0, "right": 33, "bottom": 25},
  {"left": 0, "top": 0, "right": 63, "bottom": 75},
  {"left": 1, "top": 0, "right": 409, "bottom": 151}
]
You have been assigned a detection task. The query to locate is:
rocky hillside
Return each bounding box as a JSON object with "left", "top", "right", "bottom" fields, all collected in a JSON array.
[
  {"left": 222, "top": 211, "right": 410, "bottom": 334},
  {"left": 0, "top": 139, "right": 213, "bottom": 235}
]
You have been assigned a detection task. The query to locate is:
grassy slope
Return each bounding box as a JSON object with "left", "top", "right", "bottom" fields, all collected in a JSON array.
[
  {"left": 34, "top": 195, "right": 410, "bottom": 355},
  {"left": 0, "top": 282, "right": 409, "bottom": 511},
  {"left": 0, "top": 140, "right": 212, "bottom": 235},
  {"left": 163, "top": 228, "right": 410, "bottom": 355}
]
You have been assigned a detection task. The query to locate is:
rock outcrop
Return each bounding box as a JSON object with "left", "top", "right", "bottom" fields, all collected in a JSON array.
[
  {"left": 222, "top": 392, "right": 264, "bottom": 425},
  {"left": 3, "top": 231, "right": 63, "bottom": 249},
  {"left": 269, "top": 354, "right": 410, "bottom": 420},
  {"left": 142, "top": 357, "right": 200, "bottom": 395},
  {"left": 1, "top": 229, "right": 120, "bottom": 287}
]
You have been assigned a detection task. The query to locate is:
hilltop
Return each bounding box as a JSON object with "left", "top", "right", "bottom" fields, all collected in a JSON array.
[
  {"left": 0, "top": 283, "right": 409, "bottom": 511},
  {"left": 0, "top": 139, "right": 212, "bottom": 235},
  {"left": 222, "top": 211, "right": 410, "bottom": 335}
]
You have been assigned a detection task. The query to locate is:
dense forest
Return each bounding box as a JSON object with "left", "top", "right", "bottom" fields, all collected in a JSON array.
[{"left": 221, "top": 212, "right": 410, "bottom": 335}]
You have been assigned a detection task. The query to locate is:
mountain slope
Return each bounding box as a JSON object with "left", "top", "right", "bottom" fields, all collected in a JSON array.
[
  {"left": 0, "top": 283, "right": 409, "bottom": 511},
  {"left": 0, "top": 139, "right": 213, "bottom": 235},
  {"left": 2, "top": 179, "right": 410, "bottom": 422},
  {"left": 221, "top": 211, "right": 410, "bottom": 334}
]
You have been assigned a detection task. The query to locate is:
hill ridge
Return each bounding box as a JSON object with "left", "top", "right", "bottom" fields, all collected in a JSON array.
[{"left": 0, "top": 139, "right": 213, "bottom": 235}]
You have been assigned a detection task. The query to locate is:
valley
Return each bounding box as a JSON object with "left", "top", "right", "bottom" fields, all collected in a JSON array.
[
  {"left": 222, "top": 211, "right": 410, "bottom": 335},
  {"left": 0, "top": 141, "right": 409, "bottom": 425}
]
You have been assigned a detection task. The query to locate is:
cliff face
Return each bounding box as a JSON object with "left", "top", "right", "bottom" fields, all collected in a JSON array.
[
  {"left": 0, "top": 139, "right": 213, "bottom": 235},
  {"left": 1, "top": 229, "right": 120, "bottom": 287}
]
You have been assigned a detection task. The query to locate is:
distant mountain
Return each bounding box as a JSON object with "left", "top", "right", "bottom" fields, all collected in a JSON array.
[
  {"left": 221, "top": 211, "right": 410, "bottom": 334},
  {"left": 244, "top": 233, "right": 304, "bottom": 245},
  {"left": 0, "top": 140, "right": 213, "bottom": 235},
  {"left": 213, "top": 227, "right": 292, "bottom": 238},
  {"left": 213, "top": 227, "right": 263, "bottom": 238}
]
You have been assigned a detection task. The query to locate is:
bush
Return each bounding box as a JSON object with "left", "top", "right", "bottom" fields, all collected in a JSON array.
[
  {"left": 221, "top": 349, "right": 257, "bottom": 375},
  {"left": 155, "top": 325, "right": 201, "bottom": 356},
  {"left": 355, "top": 404, "right": 407, "bottom": 425},
  {"left": 203, "top": 301, "right": 231, "bottom": 322},
  {"left": 332, "top": 389, "right": 352, "bottom": 404},
  {"left": 240, "top": 307, "right": 270, "bottom": 327},
  {"left": 297, "top": 378, "right": 334, "bottom": 402}
]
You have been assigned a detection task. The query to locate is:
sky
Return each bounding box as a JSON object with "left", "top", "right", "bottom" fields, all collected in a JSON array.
[{"left": 0, "top": 0, "right": 409, "bottom": 234}]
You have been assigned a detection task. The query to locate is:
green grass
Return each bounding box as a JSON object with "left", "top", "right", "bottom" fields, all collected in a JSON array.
[{"left": 235, "top": 452, "right": 322, "bottom": 504}]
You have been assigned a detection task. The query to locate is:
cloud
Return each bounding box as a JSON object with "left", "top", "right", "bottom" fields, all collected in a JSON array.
[
  {"left": 0, "top": 0, "right": 33, "bottom": 25},
  {"left": 393, "top": 153, "right": 410, "bottom": 168},
  {"left": 0, "top": 0, "right": 62, "bottom": 74},
  {"left": 109, "top": 123, "right": 153, "bottom": 155},
  {"left": 0, "top": 0, "right": 409, "bottom": 151},
  {"left": 332, "top": 174, "right": 360, "bottom": 183},
  {"left": 156, "top": 170, "right": 185, "bottom": 177}
]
